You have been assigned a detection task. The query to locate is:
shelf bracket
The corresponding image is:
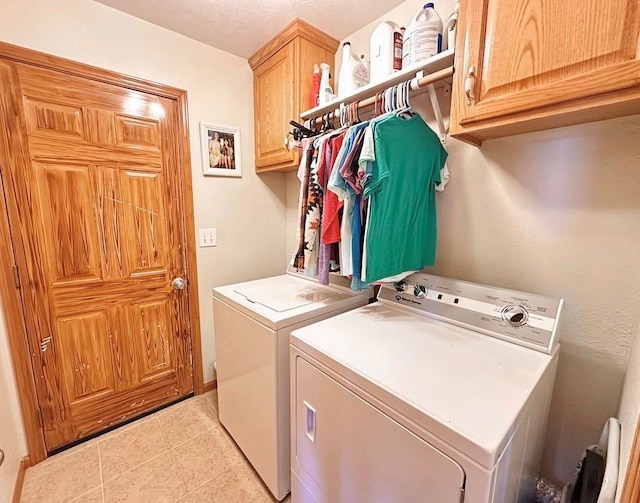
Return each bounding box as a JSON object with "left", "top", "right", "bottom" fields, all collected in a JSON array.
[{"left": 426, "top": 82, "right": 448, "bottom": 144}]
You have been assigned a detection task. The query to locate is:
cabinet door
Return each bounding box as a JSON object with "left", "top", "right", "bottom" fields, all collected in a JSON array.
[
  {"left": 294, "top": 357, "right": 466, "bottom": 503},
  {"left": 254, "top": 43, "right": 298, "bottom": 171},
  {"left": 451, "top": 0, "right": 640, "bottom": 141}
]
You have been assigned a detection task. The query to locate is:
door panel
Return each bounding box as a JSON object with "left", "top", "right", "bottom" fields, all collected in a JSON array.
[
  {"left": 121, "top": 170, "right": 168, "bottom": 274},
  {"left": 0, "top": 60, "right": 194, "bottom": 451},
  {"left": 35, "top": 162, "right": 102, "bottom": 283},
  {"left": 132, "top": 299, "right": 174, "bottom": 379},
  {"left": 57, "top": 311, "right": 114, "bottom": 404},
  {"left": 24, "top": 99, "right": 85, "bottom": 139}
]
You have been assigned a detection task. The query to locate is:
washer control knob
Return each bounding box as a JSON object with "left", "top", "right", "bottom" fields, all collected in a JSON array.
[
  {"left": 501, "top": 305, "right": 529, "bottom": 327},
  {"left": 414, "top": 284, "right": 427, "bottom": 298},
  {"left": 394, "top": 281, "right": 407, "bottom": 293}
]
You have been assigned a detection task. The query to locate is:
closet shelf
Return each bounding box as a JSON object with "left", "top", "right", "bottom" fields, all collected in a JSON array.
[{"left": 300, "top": 48, "right": 455, "bottom": 121}]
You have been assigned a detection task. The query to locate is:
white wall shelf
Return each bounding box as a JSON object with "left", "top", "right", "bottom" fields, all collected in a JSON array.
[{"left": 300, "top": 48, "right": 455, "bottom": 121}]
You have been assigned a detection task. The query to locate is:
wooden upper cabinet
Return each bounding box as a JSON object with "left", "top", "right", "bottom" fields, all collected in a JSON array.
[
  {"left": 250, "top": 19, "right": 338, "bottom": 172},
  {"left": 451, "top": 0, "right": 640, "bottom": 145}
]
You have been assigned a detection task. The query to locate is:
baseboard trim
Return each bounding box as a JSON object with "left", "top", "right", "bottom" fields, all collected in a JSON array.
[
  {"left": 12, "top": 455, "right": 30, "bottom": 503},
  {"left": 203, "top": 379, "right": 217, "bottom": 392}
]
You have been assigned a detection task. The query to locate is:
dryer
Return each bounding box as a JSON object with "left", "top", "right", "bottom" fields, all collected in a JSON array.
[
  {"left": 213, "top": 267, "right": 371, "bottom": 501},
  {"left": 290, "top": 273, "right": 564, "bottom": 503}
]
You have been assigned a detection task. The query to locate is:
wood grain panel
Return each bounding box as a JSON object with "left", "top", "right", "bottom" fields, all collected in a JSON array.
[
  {"left": 84, "top": 108, "right": 116, "bottom": 145},
  {"left": 450, "top": 0, "right": 640, "bottom": 143},
  {"left": 0, "top": 43, "right": 202, "bottom": 458},
  {"left": 29, "top": 135, "right": 163, "bottom": 169},
  {"left": 132, "top": 299, "right": 174, "bottom": 379},
  {"left": 0, "top": 62, "right": 72, "bottom": 452},
  {"left": 0, "top": 109, "right": 47, "bottom": 463},
  {"left": 34, "top": 162, "right": 102, "bottom": 283},
  {"left": 24, "top": 99, "right": 84, "bottom": 139},
  {"left": 109, "top": 304, "right": 140, "bottom": 390},
  {"left": 18, "top": 64, "right": 164, "bottom": 119},
  {"left": 51, "top": 274, "right": 169, "bottom": 317},
  {"left": 92, "top": 166, "right": 126, "bottom": 279},
  {"left": 254, "top": 44, "right": 295, "bottom": 168},
  {"left": 57, "top": 311, "right": 114, "bottom": 403},
  {"left": 115, "top": 115, "right": 160, "bottom": 150},
  {"left": 69, "top": 374, "right": 181, "bottom": 439},
  {"left": 121, "top": 170, "right": 168, "bottom": 274}
]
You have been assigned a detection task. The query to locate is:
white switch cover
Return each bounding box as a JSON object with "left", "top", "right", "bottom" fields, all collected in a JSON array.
[{"left": 199, "top": 228, "right": 217, "bottom": 247}]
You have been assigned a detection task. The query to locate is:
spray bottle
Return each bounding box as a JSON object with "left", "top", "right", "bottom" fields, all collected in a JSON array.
[
  {"left": 318, "top": 63, "right": 333, "bottom": 106},
  {"left": 309, "top": 64, "right": 321, "bottom": 108}
]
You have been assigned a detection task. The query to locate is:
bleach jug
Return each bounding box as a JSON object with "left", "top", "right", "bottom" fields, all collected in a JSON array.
[
  {"left": 337, "top": 42, "right": 369, "bottom": 97},
  {"left": 403, "top": 3, "right": 443, "bottom": 67},
  {"left": 369, "top": 21, "right": 403, "bottom": 83}
]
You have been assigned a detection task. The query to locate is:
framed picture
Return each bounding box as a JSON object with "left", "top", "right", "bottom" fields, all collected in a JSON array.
[{"left": 200, "top": 122, "right": 242, "bottom": 177}]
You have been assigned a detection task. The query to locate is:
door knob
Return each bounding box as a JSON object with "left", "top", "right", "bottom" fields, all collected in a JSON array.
[{"left": 172, "top": 277, "right": 186, "bottom": 290}]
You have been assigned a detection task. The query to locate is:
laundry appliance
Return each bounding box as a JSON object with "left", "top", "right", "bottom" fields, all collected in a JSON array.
[
  {"left": 290, "top": 273, "right": 564, "bottom": 503},
  {"left": 213, "top": 265, "right": 371, "bottom": 500}
]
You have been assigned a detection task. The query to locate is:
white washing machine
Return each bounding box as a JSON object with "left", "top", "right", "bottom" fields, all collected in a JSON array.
[
  {"left": 213, "top": 267, "right": 372, "bottom": 501},
  {"left": 290, "top": 273, "right": 564, "bottom": 503}
]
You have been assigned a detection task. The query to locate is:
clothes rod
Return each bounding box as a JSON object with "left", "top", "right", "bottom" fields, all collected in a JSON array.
[{"left": 305, "top": 66, "right": 454, "bottom": 124}]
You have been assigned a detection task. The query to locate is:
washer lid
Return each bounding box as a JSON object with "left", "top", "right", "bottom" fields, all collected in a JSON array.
[
  {"left": 233, "top": 276, "right": 339, "bottom": 312},
  {"left": 213, "top": 275, "right": 372, "bottom": 330},
  {"left": 290, "top": 302, "right": 557, "bottom": 469}
]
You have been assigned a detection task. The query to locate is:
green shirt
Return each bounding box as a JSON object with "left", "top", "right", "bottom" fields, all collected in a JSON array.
[{"left": 363, "top": 113, "right": 447, "bottom": 282}]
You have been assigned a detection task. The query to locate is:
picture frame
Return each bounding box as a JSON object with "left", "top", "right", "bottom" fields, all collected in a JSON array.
[{"left": 200, "top": 122, "right": 242, "bottom": 177}]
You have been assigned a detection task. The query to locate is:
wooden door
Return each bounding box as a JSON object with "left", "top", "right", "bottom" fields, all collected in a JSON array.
[
  {"left": 254, "top": 43, "right": 298, "bottom": 171},
  {"left": 451, "top": 0, "right": 640, "bottom": 137},
  {"left": 0, "top": 60, "right": 195, "bottom": 452}
]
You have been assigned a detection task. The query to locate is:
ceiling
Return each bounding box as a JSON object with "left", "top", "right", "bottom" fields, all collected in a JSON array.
[{"left": 95, "top": 0, "right": 406, "bottom": 59}]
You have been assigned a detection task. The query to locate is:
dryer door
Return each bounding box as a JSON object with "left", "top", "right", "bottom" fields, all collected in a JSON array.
[{"left": 294, "top": 357, "right": 466, "bottom": 503}]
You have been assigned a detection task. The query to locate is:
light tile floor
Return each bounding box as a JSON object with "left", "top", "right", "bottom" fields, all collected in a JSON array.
[{"left": 20, "top": 390, "right": 291, "bottom": 503}]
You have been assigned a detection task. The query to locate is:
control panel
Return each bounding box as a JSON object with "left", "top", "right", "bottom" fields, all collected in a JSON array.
[{"left": 378, "top": 273, "right": 564, "bottom": 354}]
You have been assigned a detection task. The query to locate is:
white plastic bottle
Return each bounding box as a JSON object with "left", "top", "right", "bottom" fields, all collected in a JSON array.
[
  {"left": 403, "top": 3, "right": 443, "bottom": 67},
  {"left": 337, "top": 42, "right": 369, "bottom": 97},
  {"left": 369, "top": 21, "right": 403, "bottom": 83},
  {"left": 318, "top": 63, "right": 334, "bottom": 105},
  {"left": 445, "top": 2, "right": 459, "bottom": 51}
]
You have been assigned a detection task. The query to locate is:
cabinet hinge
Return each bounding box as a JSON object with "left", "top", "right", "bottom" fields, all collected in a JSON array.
[
  {"left": 12, "top": 265, "right": 20, "bottom": 289},
  {"left": 36, "top": 411, "right": 43, "bottom": 429}
]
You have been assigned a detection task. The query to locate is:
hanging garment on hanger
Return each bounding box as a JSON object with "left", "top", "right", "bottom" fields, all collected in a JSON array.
[
  {"left": 362, "top": 113, "right": 447, "bottom": 283},
  {"left": 318, "top": 129, "right": 346, "bottom": 285},
  {"left": 303, "top": 134, "right": 332, "bottom": 277},
  {"left": 294, "top": 138, "right": 314, "bottom": 270},
  {"left": 328, "top": 122, "right": 369, "bottom": 277},
  {"left": 320, "top": 131, "right": 347, "bottom": 246}
]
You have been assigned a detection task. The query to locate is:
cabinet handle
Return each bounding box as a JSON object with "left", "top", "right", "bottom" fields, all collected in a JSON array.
[
  {"left": 303, "top": 400, "right": 316, "bottom": 442},
  {"left": 464, "top": 66, "right": 476, "bottom": 106}
]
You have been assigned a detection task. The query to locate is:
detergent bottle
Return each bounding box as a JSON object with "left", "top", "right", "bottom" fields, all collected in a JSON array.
[
  {"left": 337, "top": 42, "right": 369, "bottom": 97},
  {"left": 403, "top": 3, "right": 443, "bottom": 67},
  {"left": 369, "top": 21, "right": 403, "bottom": 83}
]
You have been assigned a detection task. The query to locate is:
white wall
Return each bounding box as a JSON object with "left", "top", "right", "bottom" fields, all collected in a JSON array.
[
  {"left": 284, "top": 0, "right": 640, "bottom": 486},
  {"left": 0, "top": 309, "right": 27, "bottom": 502},
  {"left": 616, "top": 322, "right": 640, "bottom": 501}
]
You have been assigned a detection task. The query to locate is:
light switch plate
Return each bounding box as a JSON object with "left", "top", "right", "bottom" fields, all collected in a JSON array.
[{"left": 199, "top": 228, "right": 217, "bottom": 247}]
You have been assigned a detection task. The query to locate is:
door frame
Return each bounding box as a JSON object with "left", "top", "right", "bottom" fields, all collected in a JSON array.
[{"left": 0, "top": 41, "right": 204, "bottom": 464}]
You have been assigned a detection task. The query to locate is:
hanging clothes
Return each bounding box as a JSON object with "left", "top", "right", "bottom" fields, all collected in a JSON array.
[
  {"left": 361, "top": 113, "right": 447, "bottom": 283},
  {"left": 293, "top": 138, "right": 313, "bottom": 270}
]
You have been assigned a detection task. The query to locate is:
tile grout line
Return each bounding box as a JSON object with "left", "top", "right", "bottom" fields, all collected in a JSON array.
[{"left": 98, "top": 441, "right": 105, "bottom": 503}]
